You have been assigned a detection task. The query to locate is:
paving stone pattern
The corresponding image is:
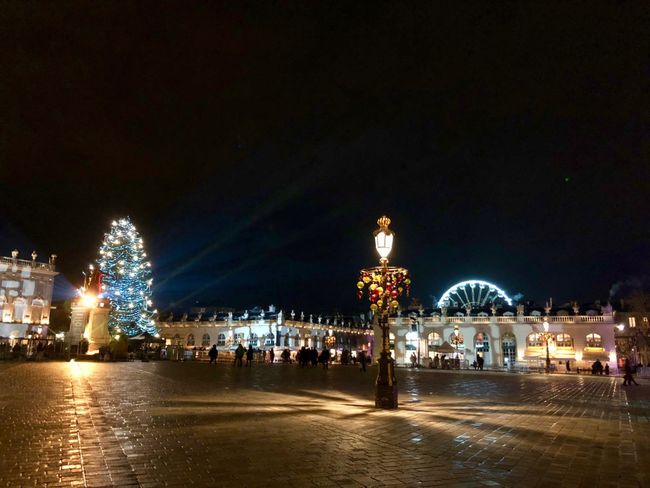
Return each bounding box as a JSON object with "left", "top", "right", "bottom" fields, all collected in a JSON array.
[{"left": 0, "top": 361, "right": 648, "bottom": 487}]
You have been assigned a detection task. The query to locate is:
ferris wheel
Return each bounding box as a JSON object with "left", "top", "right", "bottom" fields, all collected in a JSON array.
[{"left": 437, "top": 280, "right": 513, "bottom": 309}]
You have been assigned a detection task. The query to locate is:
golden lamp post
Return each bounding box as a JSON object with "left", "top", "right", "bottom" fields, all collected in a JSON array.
[
  {"left": 357, "top": 216, "right": 410, "bottom": 409},
  {"left": 541, "top": 320, "right": 553, "bottom": 373}
]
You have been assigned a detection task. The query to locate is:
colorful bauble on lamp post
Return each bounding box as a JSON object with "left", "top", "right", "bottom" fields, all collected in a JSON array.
[
  {"left": 541, "top": 320, "right": 553, "bottom": 373},
  {"left": 357, "top": 216, "right": 410, "bottom": 409}
]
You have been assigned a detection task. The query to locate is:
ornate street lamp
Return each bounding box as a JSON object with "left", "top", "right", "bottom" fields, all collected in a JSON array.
[
  {"left": 357, "top": 216, "right": 411, "bottom": 409},
  {"left": 541, "top": 320, "right": 553, "bottom": 373}
]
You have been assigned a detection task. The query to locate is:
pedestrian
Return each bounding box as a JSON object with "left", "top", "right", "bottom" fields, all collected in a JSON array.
[
  {"left": 477, "top": 354, "right": 484, "bottom": 371},
  {"left": 359, "top": 350, "right": 367, "bottom": 372},
  {"left": 234, "top": 343, "right": 245, "bottom": 367},
  {"left": 269, "top": 348, "right": 275, "bottom": 364},
  {"left": 300, "top": 346, "right": 308, "bottom": 367},
  {"left": 410, "top": 352, "right": 417, "bottom": 368},
  {"left": 471, "top": 360, "right": 477, "bottom": 370},
  {"left": 245, "top": 344, "right": 254, "bottom": 367},
  {"left": 311, "top": 347, "right": 318, "bottom": 367},
  {"left": 208, "top": 344, "right": 218, "bottom": 365},
  {"left": 622, "top": 359, "right": 639, "bottom": 386},
  {"left": 565, "top": 360, "right": 571, "bottom": 373},
  {"left": 433, "top": 354, "right": 440, "bottom": 369},
  {"left": 604, "top": 363, "right": 610, "bottom": 375},
  {"left": 319, "top": 348, "right": 330, "bottom": 369}
]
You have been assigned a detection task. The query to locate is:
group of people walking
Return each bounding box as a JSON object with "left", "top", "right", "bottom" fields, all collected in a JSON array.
[{"left": 207, "top": 343, "right": 337, "bottom": 369}]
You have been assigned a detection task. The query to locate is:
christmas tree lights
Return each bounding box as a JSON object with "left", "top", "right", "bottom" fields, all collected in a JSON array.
[{"left": 98, "top": 218, "right": 156, "bottom": 335}]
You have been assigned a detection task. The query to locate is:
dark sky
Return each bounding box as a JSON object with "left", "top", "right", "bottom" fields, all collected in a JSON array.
[{"left": 1, "top": 3, "right": 648, "bottom": 312}]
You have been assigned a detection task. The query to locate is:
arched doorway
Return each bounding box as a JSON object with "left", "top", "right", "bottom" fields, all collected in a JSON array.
[
  {"left": 427, "top": 332, "right": 442, "bottom": 359},
  {"left": 501, "top": 333, "right": 516, "bottom": 367},
  {"left": 475, "top": 332, "right": 490, "bottom": 365}
]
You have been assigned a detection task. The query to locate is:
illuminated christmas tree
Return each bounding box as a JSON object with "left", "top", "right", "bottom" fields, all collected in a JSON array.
[{"left": 97, "top": 217, "right": 156, "bottom": 335}]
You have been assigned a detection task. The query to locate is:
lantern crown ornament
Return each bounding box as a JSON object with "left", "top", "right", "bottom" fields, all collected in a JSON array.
[
  {"left": 357, "top": 216, "right": 411, "bottom": 313},
  {"left": 373, "top": 215, "right": 394, "bottom": 264}
]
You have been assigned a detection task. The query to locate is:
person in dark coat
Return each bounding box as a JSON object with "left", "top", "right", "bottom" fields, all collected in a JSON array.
[
  {"left": 234, "top": 344, "right": 245, "bottom": 367},
  {"left": 622, "top": 359, "right": 639, "bottom": 386},
  {"left": 319, "top": 348, "right": 330, "bottom": 369},
  {"left": 476, "top": 354, "right": 484, "bottom": 371},
  {"left": 245, "top": 345, "right": 254, "bottom": 367},
  {"left": 359, "top": 350, "right": 367, "bottom": 372},
  {"left": 269, "top": 348, "right": 275, "bottom": 364},
  {"left": 311, "top": 347, "right": 318, "bottom": 366},
  {"left": 208, "top": 345, "right": 218, "bottom": 365}
]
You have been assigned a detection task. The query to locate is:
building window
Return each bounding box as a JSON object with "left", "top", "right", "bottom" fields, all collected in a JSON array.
[
  {"left": 187, "top": 334, "right": 195, "bottom": 346},
  {"left": 428, "top": 332, "right": 442, "bottom": 347},
  {"left": 475, "top": 333, "right": 490, "bottom": 353},
  {"left": 265, "top": 335, "right": 275, "bottom": 347},
  {"left": 217, "top": 333, "right": 226, "bottom": 346},
  {"left": 201, "top": 334, "right": 210, "bottom": 347},
  {"left": 13, "top": 297, "right": 26, "bottom": 323},
  {"left": 173, "top": 334, "right": 181, "bottom": 346},
  {"left": 250, "top": 334, "right": 258, "bottom": 347},
  {"left": 556, "top": 333, "right": 573, "bottom": 348},
  {"left": 406, "top": 331, "right": 418, "bottom": 352},
  {"left": 234, "top": 333, "right": 245, "bottom": 344},
  {"left": 629, "top": 317, "right": 637, "bottom": 328},
  {"left": 502, "top": 333, "right": 516, "bottom": 366},
  {"left": 586, "top": 333, "right": 602, "bottom": 348},
  {"left": 527, "top": 333, "right": 544, "bottom": 347}
]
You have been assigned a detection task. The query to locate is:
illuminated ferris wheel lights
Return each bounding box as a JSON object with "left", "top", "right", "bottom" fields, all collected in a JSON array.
[{"left": 438, "top": 280, "right": 513, "bottom": 308}]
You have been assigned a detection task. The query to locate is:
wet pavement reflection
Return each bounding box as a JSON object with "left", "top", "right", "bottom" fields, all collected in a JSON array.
[{"left": 0, "top": 362, "right": 648, "bottom": 487}]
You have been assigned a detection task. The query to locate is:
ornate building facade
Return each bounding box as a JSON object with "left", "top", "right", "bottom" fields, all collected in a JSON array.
[
  {"left": 0, "top": 250, "right": 58, "bottom": 340},
  {"left": 157, "top": 280, "right": 619, "bottom": 371}
]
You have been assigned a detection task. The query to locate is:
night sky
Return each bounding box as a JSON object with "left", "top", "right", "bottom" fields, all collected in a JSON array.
[{"left": 1, "top": 3, "right": 647, "bottom": 313}]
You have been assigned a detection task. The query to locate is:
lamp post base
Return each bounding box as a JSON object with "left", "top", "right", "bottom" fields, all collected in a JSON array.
[{"left": 375, "top": 351, "right": 398, "bottom": 409}]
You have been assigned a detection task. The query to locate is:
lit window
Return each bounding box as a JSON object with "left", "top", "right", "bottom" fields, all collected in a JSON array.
[
  {"left": 527, "top": 333, "right": 544, "bottom": 347},
  {"left": 629, "top": 317, "right": 637, "bottom": 328},
  {"left": 201, "top": 334, "right": 210, "bottom": 347},
  {"left": 586, "top": 333, "right": 602, "bottom": 348},
  {"left": 475, "top": 333, "right": 490, "bottom": 352},
  {"left": 556, "top": 333, "right": 573, "bottom": 347},
  {"left": 186, "top": 334, "right": 195, "bottom": 346},
  {"left": 428, "top": 332, "right": 442, "bottom": 347},
  {"left": 501, "top": 334, "right": 516, "bottom": 365},
  {"left": 217, "top": 333, "right": 226, "bottom": 346}
]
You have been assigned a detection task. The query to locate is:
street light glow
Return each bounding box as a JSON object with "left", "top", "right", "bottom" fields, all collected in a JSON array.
[
  {"left": 81, "top": 293, "right": 97, "bottom": 308},
  {"left": 373, "top": 216, "right": 393, "bottom": 260}
]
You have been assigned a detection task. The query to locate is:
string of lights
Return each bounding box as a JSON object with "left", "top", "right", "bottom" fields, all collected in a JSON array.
[{"left": 98, "top": 218, "right": 156, "bottom": 335}]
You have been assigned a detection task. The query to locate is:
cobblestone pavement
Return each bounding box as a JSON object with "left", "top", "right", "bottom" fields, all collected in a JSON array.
[{"left": 1, "top": 362, "right": 649, "bottom": 488}]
